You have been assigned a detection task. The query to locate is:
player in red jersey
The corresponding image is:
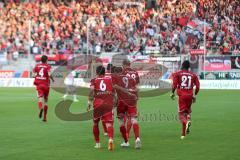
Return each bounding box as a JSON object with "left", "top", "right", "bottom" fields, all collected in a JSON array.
[
  {"left": 114, "top": 66, "right": 141, "bottom": 149},
  {"left": 88, "top": 65, "right": 134, "bottom": 150},
  {"left": 171, "top": 60, "right": 200, "bottom": 139},
  {"left": 33, "top": 55, "right": 54, "bottom": 122},
  {"left": 122, "top": 59, "right": 140, "bottom": 141},
  {"left": 88, "top": 65, "right": 115, "bottom": 150},
  {"left": 101, "top": 63, "right": 115, "bottom": 136}
]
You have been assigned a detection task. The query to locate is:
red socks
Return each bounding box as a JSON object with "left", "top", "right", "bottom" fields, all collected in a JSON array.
[
  {"left": 182, "top": 123, "right": 186, "bottom": 136},
  {"left": 38, "top": 102, "right": 42, "bottom": 110},
  {"left": 126, "top": 120, "right": 132, "bottom": 138},
  {"left": 132, "top": 123, "right": 139, "bottom": 139},
  {"left": 120, "top": 126, "right": 128, "bottom": 143},
  {"left": 93, "top": 125, "right": 100, "bottom": 143},
  {"left": 102, "top": 121, "right": 107, "bottom": 133},
  {"left": 43, "top": 105, "right": 48, "bottom": 120},
  {"left": 179, "top": 113, "right": 187, "bottom": 124},
  {"left": 107, "top": 125, "right": 114, "bottom": 140}
]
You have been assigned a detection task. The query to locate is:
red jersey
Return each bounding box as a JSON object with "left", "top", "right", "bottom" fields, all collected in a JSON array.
[
  {"left": 123, "top": 67, "right": 140, "bottom": 85},
  {"left": 33, "top": 63, "right": 51, "bottom": 86},
  {"left": 115, "top": 73, "right": 137, "bottom": 104},
  {"left": 172, "top": 70, "right": 200, "bottom": 96},
  {"left": 90, "top": 75, "right": 114, "bottom": 108}
]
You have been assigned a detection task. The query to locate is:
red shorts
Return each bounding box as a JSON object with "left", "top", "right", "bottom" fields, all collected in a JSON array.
[
  {"left": 117, "top": 100, "right": 138, "bottom": 118},
  {"left": 93, "top": 102, "right": 114, "bottom": 123},
  {"left": 178, "top": 95, "right": 193, "bottom": 114},
  {"left": 36, "top": 84, "right": 49, "bottom": 101},
  {"left": 93, "top": 110, "right": 114, "bottom": 123}
]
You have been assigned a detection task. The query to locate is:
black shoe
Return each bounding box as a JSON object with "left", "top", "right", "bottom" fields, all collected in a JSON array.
[
  {"left": 43, "top": 119, "right": 47, "bottom": 122},
  {"left": 39, "top": 109, "right": 43, "bottom": 119},
  {"left": 186, "top": 121, "right": 191, "bottom": 134}
]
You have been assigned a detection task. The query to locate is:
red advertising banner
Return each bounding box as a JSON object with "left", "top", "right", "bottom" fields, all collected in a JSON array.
[
  {"left": 35, "top": 54, "right": 60, "bottom": 61},
  {"left": 0, "top": 70, "right": 15, "bottom": 78},
  {"left": 203, "top": 57, "right": 231, "bottom": 71},
  {"left": 190, "top": 49, "right": 205, "bottom": 55},
  {"left": 0, "top": 70, "right": 29, "bottom": 78}
]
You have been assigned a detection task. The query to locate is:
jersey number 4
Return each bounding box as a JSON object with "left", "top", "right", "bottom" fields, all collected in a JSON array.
[{"left": 39, "top": 68, "right": 44, "bottom": 77}]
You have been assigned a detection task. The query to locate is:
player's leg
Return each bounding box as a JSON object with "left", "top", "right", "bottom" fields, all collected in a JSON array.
[
  {"left": 38, "top": 97, "right": 44, "bottom": 119},
  {"left": 128, "top": 105, "right": 140, "bottom": 149},
  {"left": 118, "top": 117, "right": 129, "bottom": 147},
  {"left": 117, "top": 104, "right": 129, "bottom": 147},
  {"left": 102, "top": 111, "right": 114, "bottom": 150},
  {"left": 178, "top": 96, "right": 192, "bottom": 139},
  {"left": 42, "top": 87, "right": 50, "bottom": 122},
  {"left": 179, "top": 112, "right": 187, "bottom": 139},
  {"left": 70, "top": 85, "right": 79, "bottom": 102},
  {"left": 63, "top": 85, "right": 69, "bottom": 100},
  {"left": 93, "top": 118, "right": 101, "bottom": 149},
  {"left": 102, "top": 121, "right": 108, "bottom": 136},
  {"left": 126, "top": 116, "right": 132, "bottom": 138},
  {"left": 105, "top": 121, "right": 114, "bottom": 150},
  {"left": 130, "top": 116, "right": 141, "bottom": 149},
  {"left": 36, "top": 86, "right": 44, "bottom": 119},
  {"left": 186, "top": 98, "right": 193, "bottom": 134}
]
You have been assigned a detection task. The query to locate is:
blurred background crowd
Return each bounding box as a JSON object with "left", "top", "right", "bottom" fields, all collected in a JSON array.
[{"left": 0, "top": 0, "right": 239, "bottom": 62}]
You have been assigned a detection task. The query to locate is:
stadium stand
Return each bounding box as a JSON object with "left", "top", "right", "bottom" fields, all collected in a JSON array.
[{"left": 0, "top": 0, "right": 239, "bottom": 64}]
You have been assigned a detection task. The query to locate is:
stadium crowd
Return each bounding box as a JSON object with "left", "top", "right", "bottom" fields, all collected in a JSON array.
[{"left": 0, "top": 0, "right": 239, "bottom": 60}]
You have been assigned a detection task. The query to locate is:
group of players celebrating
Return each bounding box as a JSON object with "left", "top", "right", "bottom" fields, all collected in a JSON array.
[
  {"left": 33, "top": 55, "right": 200, "bottom": 151},
  {"left": 87, "top": 60, "right": 141, "bottom": 150}
]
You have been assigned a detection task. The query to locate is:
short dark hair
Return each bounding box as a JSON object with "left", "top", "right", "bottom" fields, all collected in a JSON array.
[
  {"left": 107, "top": 63, "right": 113, "bottom": 71},
  {"left": 122, "top": 59, "right": 131, "bottom": 66},
  {"left": 181, "top": 60, "right": 190, "bottom": 70},
  {"left": 41, "top": 55, "right": 48, "bottom": 63},
  {"left": 114, "top": 66, "right": 123, "bottom": 73},
  {"left": 96, "top": 65, "right": 105, "bottom": 76}
]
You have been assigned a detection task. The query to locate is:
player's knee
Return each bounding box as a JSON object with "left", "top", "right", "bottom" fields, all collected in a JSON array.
[
  {"left": 93, "top": 122, "right": 99, "bottom": 127},
  {"left": 118, "top": 118, "right": 125, "bottom": 126},
  {"left": 130, "top": 117, "right": 138, "bottom": 124},
  {"left": 105, "top": 122, "right": 112, "bottom": 128},
  {"left": 38, "top": 97, "right": 43, "bottom": 102}
]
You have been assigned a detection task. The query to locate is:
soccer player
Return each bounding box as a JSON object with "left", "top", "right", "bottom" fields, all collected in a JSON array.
[
  {"left": 33, "top": 55, "right": 54, "bottom": 122},
  {"left": 122, "top": 59, "right": 140, "bottom": 140},
  {"left": 171, "top": 60, "right": 200, "bottom": 139},
  {"left": 114, "top": 66, "right": 141, "bottom": 149},
  {"left": 63, "top": 70, "right": 79, "bottom": 102},
  {"left": 87, "top": 65, "right": 115, "bottom": 150},
  {"left": 101, "top": 63, "right": 115, "bottom": 136}
]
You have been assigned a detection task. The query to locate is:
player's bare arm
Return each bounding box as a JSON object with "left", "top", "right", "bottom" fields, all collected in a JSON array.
[
  {"left": 87, "top": 87, "right": 94, "bottom": 112},
  {"left": 32, "top": 71, "right": 37, "bottom": 78},
  {"left": 193, "top": 75, "right": 200, "bottom": 103},
  {"left": 171, "top": 88, "right": 176, "bottom": 100},
  {"left": 48, "top": 71, "right": 55, "bottom": 83},
  {"left": 113, "top": 84, "right": 136, "bottom": 99}
]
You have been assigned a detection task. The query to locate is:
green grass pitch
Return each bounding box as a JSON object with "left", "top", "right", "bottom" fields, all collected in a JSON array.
[{"left": 0, "top": 88, "right": 240, "bottom": 160}]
